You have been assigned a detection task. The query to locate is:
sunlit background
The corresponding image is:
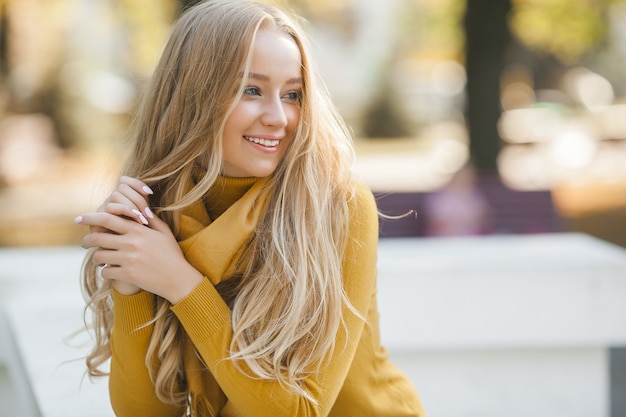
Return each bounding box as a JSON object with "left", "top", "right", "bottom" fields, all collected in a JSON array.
[
  {"left": 2, "top": 1, "right": 626, "bottom": 416},
  {"left": 1, "top": 0, "right": 626, "bottom": 248}
]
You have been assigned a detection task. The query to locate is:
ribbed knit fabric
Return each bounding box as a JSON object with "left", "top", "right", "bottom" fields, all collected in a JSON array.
[
  {"left": 203, "top": 176, "right": 258, "bottom": 220},
  {"left": 108, "top": 178, "right": 428, "bottom": 417}
]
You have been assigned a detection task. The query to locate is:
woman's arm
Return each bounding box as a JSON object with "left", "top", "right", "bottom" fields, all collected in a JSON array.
[
  {"left": 170, "top": 181, "right": 379, "bottom": 417},
  {"left": 77, "top": 177, "right": 191, "bottom": 416},
  {"left": 78, "top": 177, "right": 378, "bottom": 416},
  {"left": 108, "top": 290, "right": 186, "bottom": 417}
]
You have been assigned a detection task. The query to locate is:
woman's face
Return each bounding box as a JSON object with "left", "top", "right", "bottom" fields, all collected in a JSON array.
[{"left": 221, "top": 27, "right": 303, "bottom": 178}]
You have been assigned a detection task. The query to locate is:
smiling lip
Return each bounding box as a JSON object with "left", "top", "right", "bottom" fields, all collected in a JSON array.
[{"left": 243, "top": 135, "right": 282, "bottom": 148}]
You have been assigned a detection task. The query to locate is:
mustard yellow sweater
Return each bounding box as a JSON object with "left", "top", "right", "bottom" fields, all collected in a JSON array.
[{"left": 109, "top": 177, "right": 426, "bottom": 417}]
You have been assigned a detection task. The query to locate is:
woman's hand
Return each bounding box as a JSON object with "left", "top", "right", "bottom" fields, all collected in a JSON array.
[
  {"left": 86, "top": 176, "right": 156, "bottom": 295},
  {"left": 76, "top": 210, "right": 203, "bottom": 304},
  {"left": 94, "top": 176, "right": 156, "bottom": 230}
]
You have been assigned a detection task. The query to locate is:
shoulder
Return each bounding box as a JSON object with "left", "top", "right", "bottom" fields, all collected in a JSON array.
[
  {"left": 342, "top": 179, "right": 379, "bottom": 297},
  {"left": 347, "top": 179, "right": 378, "bottom": 221},
  {"left": 346, "top": 179, "right": 379, "bottom": 243}
]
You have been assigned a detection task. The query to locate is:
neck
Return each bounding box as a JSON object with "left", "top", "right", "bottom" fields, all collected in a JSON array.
[{"left": 204, "top": 176, "right": 260, "bottom": 220}]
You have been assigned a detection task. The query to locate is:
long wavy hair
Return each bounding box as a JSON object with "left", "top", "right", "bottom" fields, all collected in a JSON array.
[{"left": 82, "top": 0, "right": 357, "bottom": 406}]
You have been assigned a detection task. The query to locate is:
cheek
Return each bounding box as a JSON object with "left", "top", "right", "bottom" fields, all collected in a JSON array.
[
  {"left": 226, "top": 102, "right": 251, "bottom": 129},
  {"left": 286, "top": 106, "right": 301, "bottom": 128},
  {"left": 282, "top": 110, "right": 301, "bottom": 155},
  {"left": 223, "top": 105, "right": 253, "bottom": 148}
]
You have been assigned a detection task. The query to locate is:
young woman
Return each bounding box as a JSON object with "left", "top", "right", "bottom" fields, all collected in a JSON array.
[{"left": 75, "top": 1, "right": 427, "bottom": 416}]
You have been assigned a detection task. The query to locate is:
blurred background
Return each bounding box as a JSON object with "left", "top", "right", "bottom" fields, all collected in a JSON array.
[
  {"left": 2, "top": 1, "right": 626, "bottom": 416},
  {"left": 0, "top": 0, "right": 625, "bottom": 247}
]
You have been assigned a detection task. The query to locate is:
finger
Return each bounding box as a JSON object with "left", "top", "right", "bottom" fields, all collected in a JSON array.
[
  {"left": 96, "top": 189, "right": 145, "bottom": 225},
  {"left": 104, "top": 189, "right": 136, "bottom": 208},
  {"left": 94, "top": 263, "right": 120, "bottom": 281},
  {"left": 118, "top": 176, "right": 155, "bottom": 215},
  {"left": 75, "top": 212, "right": 137, "bottom": 236},
  {"left": 88, "top": 225, "right": 110, "bottom": 234},
  {"left": 92, "top": 247, "right": 124, "bottom": 267},
  {"left": 92, "top": 248, "right": 115, "bottom": 266},
  {"left": 110, "top": 184, "right": 150, "bottom": 212},
  {"left": 103, "top": 202, "right": 149, "bottom": 226},
  {"left": 119, "top": 176, "right": 154, "bottom": 197},
  {"left": 97, "top": 264, "right": 124, "bottom": 281},
  {"left": 111, "top": 182, "right": 155, "bottom": 221},
  {"left": 144, "top": 211, "right": 172, "bottom": 234},
  {"left": 82, "top": 230, "right": 123, "bottom": 251}
]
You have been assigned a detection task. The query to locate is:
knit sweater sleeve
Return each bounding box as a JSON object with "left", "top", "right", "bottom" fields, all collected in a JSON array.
[
  {"left": 109, "top": 289, "right": 185, "bottom": 417},
  {"left": 170, "top": 181, "right": 379, "bottom": 417}
]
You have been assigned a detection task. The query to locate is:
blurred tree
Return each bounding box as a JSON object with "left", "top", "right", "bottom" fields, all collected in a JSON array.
[
  {"left": 464, "top": 0, "right": 622, "bottom": 172},
  {"left": 361, "top": 80, "right": 412, "bottom": 138},
  {"left": 463, "top": 0, "right": 512, "bottom": 172}
]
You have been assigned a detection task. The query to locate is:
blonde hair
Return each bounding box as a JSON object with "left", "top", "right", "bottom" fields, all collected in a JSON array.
[{"left": 82, "top": 0, "right": 357, "bottom": 406}]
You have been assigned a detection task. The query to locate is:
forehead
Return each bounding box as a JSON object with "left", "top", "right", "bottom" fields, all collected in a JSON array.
[{"left": 248, "top": 28, "right": 302, "bottom": 79}]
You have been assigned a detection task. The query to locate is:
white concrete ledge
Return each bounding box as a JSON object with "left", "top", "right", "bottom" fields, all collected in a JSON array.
[
  {"left": 2, "top": 233, "right": 626, "bottom": 417},
  {"left": 0, "top": 247, "right": 111, "bottom": 416},
  {"left": 2, "top": 290, "right": 111, "bottom": 417},
  {"left": 377, "top": 233, "right": 626, "bottom": 350}
]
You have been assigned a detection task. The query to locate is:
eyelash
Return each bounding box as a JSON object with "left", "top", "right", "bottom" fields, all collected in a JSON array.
[
  {"left": 243, "top": 86, "right": 302, "bottom": 102},
  {"left": 243, "top": 86, "right": 260, "bottom": 96},
  {"left": 284, "top": 91, "right": 302, "bottom": 102}
]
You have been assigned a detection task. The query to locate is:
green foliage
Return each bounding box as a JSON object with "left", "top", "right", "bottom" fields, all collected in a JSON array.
[
  {"left": 115, "top": 0, "right": 178, "bottom": 76},
  {"left": 395, "top": 0, "right": 466, "bottom": 60},
  {"left": 510, "top": 0, "right": 617, "bottom": 63}
]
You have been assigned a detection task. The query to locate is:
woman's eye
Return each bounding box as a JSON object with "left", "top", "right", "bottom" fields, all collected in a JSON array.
[
  {"left": 283, "top": 91, "right": 302, "bottom": 102},
  {"left": 243, "top": 86, "right": 260, "bottom": 96}
]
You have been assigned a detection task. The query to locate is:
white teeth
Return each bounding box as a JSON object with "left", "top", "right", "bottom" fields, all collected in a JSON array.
[{"left": 244, "top": 136, "right": 279, "bottom": 147}]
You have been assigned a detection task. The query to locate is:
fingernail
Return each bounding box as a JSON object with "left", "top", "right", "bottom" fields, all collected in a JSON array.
[
  {"left": 131, "top": 209, "right": 148, "bottom": 224},
  {"left": 142, "top": 185, "right": 154, "bottom": 195},
  {"left": 74, "top": 216, "right": 83, "bottom": 224},
  {"left": 144, "top": 207, "right": 154, "bottom": 219}
]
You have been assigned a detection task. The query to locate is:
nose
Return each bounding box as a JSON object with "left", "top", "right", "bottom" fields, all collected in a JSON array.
[{"left": 261, "top": 95, "right": 288, "bottom": 127}]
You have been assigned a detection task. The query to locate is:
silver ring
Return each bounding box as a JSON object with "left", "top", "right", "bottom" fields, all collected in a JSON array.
[{"left": 96, "top": 263, "right": 110, "bottom": 280}]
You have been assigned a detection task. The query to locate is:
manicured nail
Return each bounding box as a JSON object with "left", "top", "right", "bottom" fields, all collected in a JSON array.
[
  {"left": 142, "top": 185, "right": 154, "bottom": 195},
  {"left": 144, "top": 207, "right": 154, "bottom": 219},
  {"left": 131, "top": 209, "right": 148, "bottom": 225},
  {"left": 74, "top": 216, "right": 83, "bottom": 224}
]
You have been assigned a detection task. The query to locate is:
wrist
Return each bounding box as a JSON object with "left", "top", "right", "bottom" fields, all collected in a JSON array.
[
  {"left": 112, "top": 280, "right": 141, "bottom": 296},
  {"left": 167, "top": 266, "right": 204, "bottom": 305}
]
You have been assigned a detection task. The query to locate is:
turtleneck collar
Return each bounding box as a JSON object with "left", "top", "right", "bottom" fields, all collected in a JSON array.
[{"left": 204, "top": 176, "right": 260, "bottom": 220}]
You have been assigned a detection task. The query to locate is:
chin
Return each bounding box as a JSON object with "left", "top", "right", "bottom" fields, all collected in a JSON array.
[
  {"left": 247, "top": 164, "right": 280, "bottom": 178},
  {"left": 250, "top": 169, "right": 277, "bottom": 178}
]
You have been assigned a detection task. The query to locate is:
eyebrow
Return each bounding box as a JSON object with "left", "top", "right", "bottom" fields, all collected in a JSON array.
[{"left": 247, "top": 72, "right": 303, "bottom": 84}]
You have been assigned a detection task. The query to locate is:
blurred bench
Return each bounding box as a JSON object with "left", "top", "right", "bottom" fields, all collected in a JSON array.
[{"left": 375, "top": 174, "right": 561, "bottom": 237}]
